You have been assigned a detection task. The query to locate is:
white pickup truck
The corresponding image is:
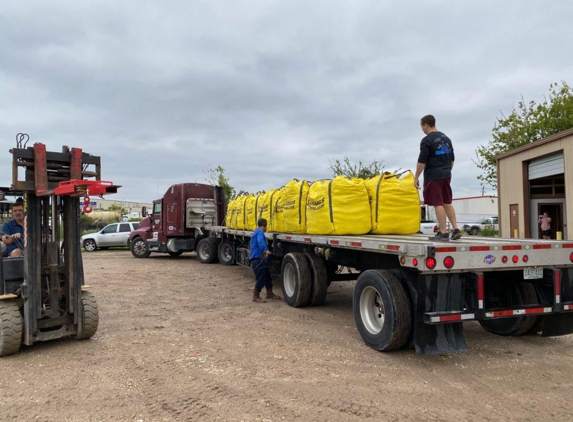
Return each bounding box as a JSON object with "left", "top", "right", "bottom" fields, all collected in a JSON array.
[
  {"left": 463, "top": 217, "right": 499, "bottom": 235},
  {"left": 419, "top": 220, "right": 438, "bottom": 235}
]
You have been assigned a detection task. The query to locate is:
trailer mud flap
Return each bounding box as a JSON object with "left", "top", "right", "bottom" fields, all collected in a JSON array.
[
  {"left": 414, "top": 273, "right": 468, "bottom": 355},
  {"left": 541, "top": 313, "right": 573, "bottom": 337}
]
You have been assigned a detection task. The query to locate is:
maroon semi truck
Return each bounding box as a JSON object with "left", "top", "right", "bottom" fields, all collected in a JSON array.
[{"left": 128, "top": 183, "right": 225, "bottom": 258}]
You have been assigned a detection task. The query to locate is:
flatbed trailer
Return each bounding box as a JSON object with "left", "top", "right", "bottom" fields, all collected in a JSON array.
[{"left": 197, "top": 226, "right": 573, "bottom": 355}]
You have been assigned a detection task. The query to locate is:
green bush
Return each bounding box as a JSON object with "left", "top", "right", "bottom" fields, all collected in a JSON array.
[{"left": 480, "top": 225, "right": 499, "bottom": 237}]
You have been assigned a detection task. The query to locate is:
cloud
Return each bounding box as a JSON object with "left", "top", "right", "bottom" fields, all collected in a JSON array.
[{"left": 1, "top": 0, "right": 572, "bottom": 202}]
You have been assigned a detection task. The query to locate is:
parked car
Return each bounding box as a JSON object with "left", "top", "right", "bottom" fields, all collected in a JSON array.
[
  {"left": 81, "top": 222, "right": 140, "bottom": 252},
  {"left": 419, "top": 221, "right": 438, "bottom": 235},
  {"left": 463, "top": 217, "right": 498, "bottom": 235}
]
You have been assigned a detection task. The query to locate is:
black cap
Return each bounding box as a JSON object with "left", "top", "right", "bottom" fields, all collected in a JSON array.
[{"left": 257, "top": 218, "right": 267, "bottom": 227}]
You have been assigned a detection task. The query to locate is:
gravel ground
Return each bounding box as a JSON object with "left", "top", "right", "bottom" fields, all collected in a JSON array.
[{"left": 1, "top": 251, "right": 572, "bottom": 421}]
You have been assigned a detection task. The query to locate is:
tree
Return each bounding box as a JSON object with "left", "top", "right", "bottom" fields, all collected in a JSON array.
[
  {"left": 328, "top": 157, "right": 384, "bottom": 179},
  {"left": 475, "top": 81, "right": 573, "bottom": 189},
  {"left": 204, "top": 165, "right": 236, "bottom": 200}
]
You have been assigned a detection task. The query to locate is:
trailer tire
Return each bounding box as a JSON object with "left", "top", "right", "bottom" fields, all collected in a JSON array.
[
  {"left": 218, "top": 239, "right": 236, "bottom": 266},
  {"left": 389, "top": 269, "right": 418, "bottom": 349},
  {"left": 303, "top": 253, "right": 328, "bottom": 306},
  {"left": 479, "top": 281, "right": 538, "bottom": 336},
  {"left": 130, "top": 237, "right": 150, "bottom": 258},
  {"left": 0, "top": 300, "right": 22, "bottom": 357},
  {"left": 197, "top": 238, "right": 219, "bottom": 264},
  {"left": 353, "top": 270, "right": 412, "bottom": 352},
  {"left": 281, "top": 253, "right": 312, "bottom": 308},
  {"left": 73, "top": 291, "right": 99, "bottom": 340}
]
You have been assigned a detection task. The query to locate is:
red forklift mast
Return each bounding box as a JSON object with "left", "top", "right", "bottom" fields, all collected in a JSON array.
[{"left": 0, "top": 135, "right": 119, "bottom": 356}]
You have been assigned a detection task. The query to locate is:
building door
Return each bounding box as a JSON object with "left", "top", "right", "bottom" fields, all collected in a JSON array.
[
  {"left": 510, "top": 204, "right": 519, "bottom": 237},
  {"left": 537, "top": 203, "right": 563, "bottom": 239}
]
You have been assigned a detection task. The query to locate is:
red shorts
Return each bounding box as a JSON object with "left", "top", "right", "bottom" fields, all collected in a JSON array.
[{"left": 423, "top": 178, "right": 452, "bottom": 206}]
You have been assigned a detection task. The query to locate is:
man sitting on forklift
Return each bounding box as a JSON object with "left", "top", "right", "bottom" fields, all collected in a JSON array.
[{"left": 1, "top": 199, "right": 25, "bottom": 257}]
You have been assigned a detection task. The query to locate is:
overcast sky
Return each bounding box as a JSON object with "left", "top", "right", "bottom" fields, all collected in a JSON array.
[{"left": 1, "top": 1, "right": 572, "bottom": 203}]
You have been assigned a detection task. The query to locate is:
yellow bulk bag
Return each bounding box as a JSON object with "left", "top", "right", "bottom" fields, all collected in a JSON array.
[
  {"left": 233, "top": 195, "right": 248, "bottom": 229},
  {"left": 365, "top": 171, "right": 420, "bottom": 235},
  {"left": 269, "top": 187, "right": 285, "bottom": 232},
  {"left": 225, "top": 198, "right": 236, "bottom": 228},
  {"left": 283, "top": 179, "right": 309, "bottom": 234},
  {"left": 306, "top": 177, "right": 372, "bottom": 235},
  {"left": 243, "top": 195, "right": 256, "bottom": 230},
  {"left": 255, "top": 189, "right": 276, "bottom": 225}
]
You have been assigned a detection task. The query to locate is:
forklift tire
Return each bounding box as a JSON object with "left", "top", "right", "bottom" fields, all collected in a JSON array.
[
  {"left": 479, "top": 281, "right": 538, "bottom": 336},
  {"left": 353, "top": 270, "right": 412, "bottom": 352},
  {"left": 196, "top": 238, "right": 219, "bottom": 264},
  {"left": 83, "top": 239, "right": 97, "bottom": 252},
  {"left": 303, "top": 253, "right": 328, "bottom": 306},
  {"left": 130, "top": 237, "right": 151, "bottom": 259},
  {"left": 218, "top": 239, "right": 236, "bottom": 266},
  {"left": 281, "top": 253, "right": 312, "bottom": 308},
  {"left": 73, "top": 291, "right": 99, "bottom": 340},
  {"left": 0, "top": 300, "right": 22, "bottom": 357}
]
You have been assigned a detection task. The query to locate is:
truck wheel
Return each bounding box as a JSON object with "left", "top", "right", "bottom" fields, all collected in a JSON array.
[
  {"left": 303, "top": 253, "right": 328, "bottom": 306},
  {"left": 218, "top": 239, "right": 236, "bottom": 266},
  {"left": 167, "top": 250, "right": 183, "bottom": 257},
  {"left": 130, "top": 237, "right": 150, "bottom": 258},
  {"left": 83, "top": 239, "right": 97, "bottom": 252},
  {"left": 353, "top": 270, "right": 412, "bottom": 352},
  {"left": 389, "top": 269, "right": 418, "bottom": 349},
  {"left": 281, "top": 253, "right": 312, "bottom": 308},
  {"left": 0, "top": 300, "right": 22, "bottom": 357},
  {"left": 197, "top": 238, "right": 219, "bottom": 263},
  {"left": 470, "top": 227, "right": 480, "bottom": 235},
  {"left": 73, "top": 291, "right": 99, "bottom": 340},
  {"left": 479, "top": 281, "right": 538, "bottom": 336}
]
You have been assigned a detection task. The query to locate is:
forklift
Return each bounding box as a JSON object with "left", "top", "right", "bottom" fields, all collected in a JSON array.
[{"left": 0, "top": 136, "right": 118, "bottom": 356}]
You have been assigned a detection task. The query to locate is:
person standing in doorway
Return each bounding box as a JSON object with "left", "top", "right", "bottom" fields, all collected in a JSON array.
[
  {"left": 414, "top": 115, "right": 462, "bottom": 241},
  {"left": 249, "top": 218, "right": 281, "bottom": 303},
  {"left": 539, "top": 212, "right": 552, "bottom": 239}
]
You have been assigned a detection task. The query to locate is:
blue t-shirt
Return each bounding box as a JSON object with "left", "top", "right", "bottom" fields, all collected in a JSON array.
[
  {"left": 2, "top": 219, "right": 25, "bottom": 255},
  {"left": 249, "top": 228, "right": 268, "bottom": 260}
]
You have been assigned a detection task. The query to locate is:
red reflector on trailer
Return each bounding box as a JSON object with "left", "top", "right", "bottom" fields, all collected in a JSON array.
[
  {"left": 412, "top": 258, "right": 418, "bottom": 266},
  {"left": 523, "top": 255, "right": 529, "bottom": 263},
  {"left": 439, "top": 314, "right": 463, "bottom": 322},
  {"left": 502, "top": 245, "right": 521, "bottom": 250},
  {"left": 330, "top": 239, "right": 339, "bottom": 245},
  {"left": 350, "top": 241, "right": 362, "bottom": 247},
  {"left": 443, "top": 256, "right": 455, "bottom": 269},
  {"left": 492, "top": 310, "right": 515, "bottom": 317},
  {"left": 470, "top": 246, "right": 490, "bottom": 251},
  {"left": 533, "top": 244, "right": 551, "bottom": 249},
  {"left": 563, "top": 243, "right": 573, "bottom": 248},
  {"left": 387, "top": 245, "right": 400, "bottom": 251},
  {"left": 304, "top": 237, "right": 311, "bottom": 242},
  {"left": 286, "top": 236, "right": 292, "bottom": 240},
  {"left": 512, "top": 255, "right": 519, "bottom": 263},
  {"left": 502, "top": 256, "right": 508, "bottom": 263},
  {"left": 425, "top": 257, "right": 437, "bottom": 269},
  {"left": 435, "top": 247, "right": 456, "bottom": 253}
]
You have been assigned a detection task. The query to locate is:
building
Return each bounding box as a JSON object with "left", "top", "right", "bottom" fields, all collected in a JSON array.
[
  {"left": 496, "top": 128, "right": 573, "bottom": 240},
  {"left": 422, "top": 196, "right": 497, "bottom": 224}
]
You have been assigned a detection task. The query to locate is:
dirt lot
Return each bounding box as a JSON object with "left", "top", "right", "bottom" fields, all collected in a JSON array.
[{"left": 1, "top": 251, "right": 573, "bottom": 421}]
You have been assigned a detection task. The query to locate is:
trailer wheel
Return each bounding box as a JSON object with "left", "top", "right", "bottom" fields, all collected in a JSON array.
[
  {"left": 353, "top": 270, "right": 412, "bottom": 352},
  {"left": 303, "top": 253, "right": 328, "bottom": 306},
  {"left": 389, "top": 269, "right": 418, "bottom": 349},
  {"left": 281, "top": 253, "right": 312, "bottom": 307},
  {"left": 130, "top": 237, "right": 150, "bottom": 258},
  {"left": 196, "top": 238, "right": 219, "bottom": 264},
  {"left": 83, "top": 239, "right": 97, "bottom": 252},
  {"left": 0, "top": 300, "right": 22, "bottom": 357},
  {"left": 218, "top": 239, "right": 236, "bottom": 266},
  {"left": 73, "top": 291, "right": 99, "bottom": 340},
  {"left": 479, "top": 281, "right": 538, "bottom": 336}
]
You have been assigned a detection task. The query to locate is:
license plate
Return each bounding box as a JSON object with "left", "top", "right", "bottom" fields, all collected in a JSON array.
[{"left": 524, "top": 267, "right": 543, "bottom": 279}]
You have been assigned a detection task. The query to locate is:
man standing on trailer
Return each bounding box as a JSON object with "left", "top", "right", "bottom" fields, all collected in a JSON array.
[
  {"left": 249, "top": 218, "right": 281, "bottom": 303},
  {"left": 1, "top": 199, "right": 25, "bottom": 257},
  {"left": 414, "top": 115, "right": 462, "bottom": 242}
]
